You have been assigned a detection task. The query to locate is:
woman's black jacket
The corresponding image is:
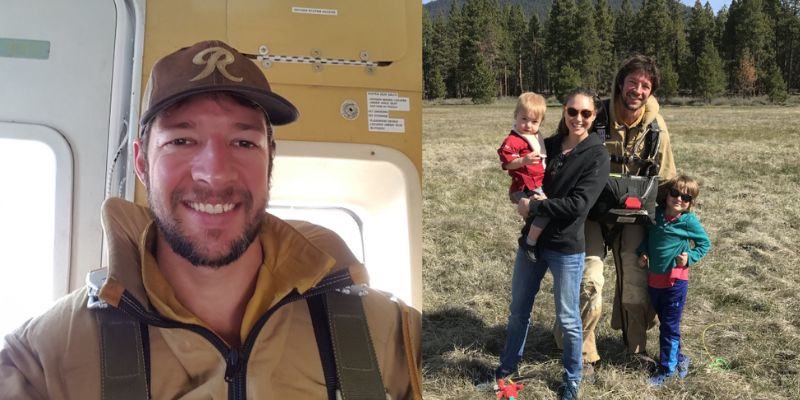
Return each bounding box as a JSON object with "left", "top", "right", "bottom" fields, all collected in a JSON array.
[{"left": 522, "top": 132, "right": 610, "bottom": 254}]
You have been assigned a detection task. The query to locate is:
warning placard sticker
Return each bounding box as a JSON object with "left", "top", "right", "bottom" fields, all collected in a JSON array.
[
  {"left": 292, "top": 7, "right": 337, "bottom": 15},
  {"left": 368, "top": 118, "right": 405, "bottom": 133},
  {"left": 367, "top": 92, "right": 409, "bottom": 133}
]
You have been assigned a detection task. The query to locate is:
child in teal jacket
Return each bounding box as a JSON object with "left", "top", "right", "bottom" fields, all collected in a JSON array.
[{"left": 636, "top": 174, "right": 711, "bottom": 386}]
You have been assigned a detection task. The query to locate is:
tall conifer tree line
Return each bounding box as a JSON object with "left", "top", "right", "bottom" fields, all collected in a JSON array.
[{"left": 422, "top": 0, "right": 800, "bottom": 103}]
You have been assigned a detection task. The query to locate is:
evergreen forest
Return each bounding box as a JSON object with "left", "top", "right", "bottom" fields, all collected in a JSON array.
[{"left": 422, "top": 0, "right": 800, "bottom": 103}]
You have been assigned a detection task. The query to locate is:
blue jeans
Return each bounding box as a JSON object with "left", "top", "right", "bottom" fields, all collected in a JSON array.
[{"left": 499, "top": 247, "right": 585, "bottom": 382}]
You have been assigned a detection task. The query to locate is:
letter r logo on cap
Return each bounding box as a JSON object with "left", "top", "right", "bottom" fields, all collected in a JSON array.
[{"left": 190, "top": 47, "right": 243, "bottom": 82}]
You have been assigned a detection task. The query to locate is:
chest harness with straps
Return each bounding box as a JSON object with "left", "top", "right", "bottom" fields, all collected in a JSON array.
[
  {"left": 587, "top": 98, "right": 663, "bottom": 250},
  {"left": 87, "top": 267, "right": 396, "bottom": 400}
]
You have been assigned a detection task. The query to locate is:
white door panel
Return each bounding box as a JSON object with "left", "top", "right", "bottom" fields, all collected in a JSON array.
[{"left": 0, "top": 0, "right": 118, "bottom": 292}]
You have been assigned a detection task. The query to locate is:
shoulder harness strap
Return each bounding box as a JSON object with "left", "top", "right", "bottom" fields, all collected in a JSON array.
[
  {"left": 95, "top": 307, "right": 151, "bottom": 400},
  {"left": 608, "top": 118, "right": 662, "bottom": 177},
  {"left": 89, "top": 268, "right": 150, "bottom": 400},
  {"left": 590, "top": 98, "right": 611, "bottom": 143},
  {"left": 308, "top": 285, "right": 387, "bottom": 400},
  {"left": 644, "top": 118, "right": 662, "bottom": 176}
]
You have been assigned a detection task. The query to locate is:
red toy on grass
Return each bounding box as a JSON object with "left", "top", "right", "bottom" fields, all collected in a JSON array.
[{"left": 496, "top": 378, "right": 524, "bottom": 399}]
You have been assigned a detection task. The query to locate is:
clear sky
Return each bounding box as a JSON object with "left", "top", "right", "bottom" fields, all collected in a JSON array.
[{"left": 422, "top": 0, "right": 733, "bottom": 14}]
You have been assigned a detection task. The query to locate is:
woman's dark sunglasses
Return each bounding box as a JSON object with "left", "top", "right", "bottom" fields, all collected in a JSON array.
[
  {"left": 566, "top": 107, "right": 593, "bottom": 118},
  {"left": 668, "top": 188, "right": 693, "bottom": 202}
]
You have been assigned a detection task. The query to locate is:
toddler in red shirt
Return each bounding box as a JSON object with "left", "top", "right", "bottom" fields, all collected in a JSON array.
[{"left": 498, "top": 92, "right": 549, "bottom": 262}]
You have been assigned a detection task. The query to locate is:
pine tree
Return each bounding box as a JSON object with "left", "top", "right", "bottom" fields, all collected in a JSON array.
[
  {"left": 736, "top": 0, "right": 775, "bottom": 89},
  {"left": 714, "top": 5, "right": 728, "bottom": 52},
  {"left": 615, "top": 0, "right": 639, "bottom": 61},
  {"left": 788, "top": 0, "right": 800, "bottom": 91},
  {"left": 545, "top": 0, "right": 578, "bottom": 90},
  {"left": 423, "top": 7, "right": 435, "bottom": 99},
  {"left": 688, "top": 1, "right": 716, "bottom": 89},
  {"left": 688, "top": 1, "right": 715, "bottom": 60},
  {"left": 459, "top": 0, "right": 503, "bottom": 100},
  {"left": 639, "top": 0, "right": 672, "bottom": 66},
  {"left": 595, "top": 0, "right": 617, "bottom": 94},
  {"left": 497, "top": 4, "right": 514, "bottom": 97},
  {"left": 574, "top": 0, "right": 602, "bottom": 89},
  {"left": 763, "top": 62, "right": 789, "bottom": 102},
  {"left": 658, "top": 61, "right": 680, "bottom": 100},
  {"left": 735, "top": 48, "right": 757, "bottom": 97},
  {"left": 432, "top": 12, "right": 453, "bottom": 97},
  {"left": 504, "top": 4, "right": 528, "bottom": 96},
  {"left": 445, "top": 0, "right": 465, "bottom": 98},
  {"left": 430, "top": 67, "right": 447, "bottom": 99},
  {"left": 523, "top": 13, "right": 547, "bottom": 93},
  {"left": 721, "top": 0, "right": 742, "bottom": 89},
  {"left": 666, "top": 0, "right": 690, "bottom": 89},
  {"left": 714, "top": 4, "right": 729, "bottom": 85},
  {"left": 471, "top": 54, "right": 498, "bottom": 104},
  {"left": 694, "top": 45, "right": 727, "bottom": 101},
  {"left": 773, "top": 0, "right": 800, "bottom": 92},
  {"left": 556, "top": 65, "right": 582, "bottom": 103}
]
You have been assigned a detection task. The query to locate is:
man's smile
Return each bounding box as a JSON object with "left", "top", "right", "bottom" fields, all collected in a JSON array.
[{"left": 186, "top": 202, "right": 237, "bottom": 214}]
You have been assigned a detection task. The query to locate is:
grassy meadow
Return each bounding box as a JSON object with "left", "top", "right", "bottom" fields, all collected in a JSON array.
[{"left": 422, "top": 98, "right": 800, "bottom": 399}]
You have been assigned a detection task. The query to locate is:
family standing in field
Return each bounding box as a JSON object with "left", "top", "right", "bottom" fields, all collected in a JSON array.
[{"left": 495, "top": 56, "right": 711, "bottom": 400}]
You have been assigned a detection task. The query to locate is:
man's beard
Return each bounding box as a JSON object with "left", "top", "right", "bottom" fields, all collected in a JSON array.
[
  {"left": 148, "top": 186, "right": 267, "bottom": 269},
  {"left": 621, "top": 92, "right": 646, "bottom": 112}
]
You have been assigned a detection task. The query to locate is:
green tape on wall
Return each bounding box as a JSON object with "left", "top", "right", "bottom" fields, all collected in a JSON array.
[{"left": 0, "top": 38, "right": 50, "bottom": 60}]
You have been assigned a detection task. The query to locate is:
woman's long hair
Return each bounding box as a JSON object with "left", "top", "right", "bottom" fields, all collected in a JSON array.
[{"left": 556, "top": 87, "right": 598, "bottom": 137}]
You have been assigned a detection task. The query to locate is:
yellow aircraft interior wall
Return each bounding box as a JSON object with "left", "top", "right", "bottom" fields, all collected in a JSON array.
[{"left": 134, "top": 0, "right": 422, "bottom": 205}]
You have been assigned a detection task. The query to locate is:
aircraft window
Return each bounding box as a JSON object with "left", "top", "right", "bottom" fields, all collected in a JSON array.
[
  {"left": 267, "top": 206, "right": 365, "bottom": 263},
  {"left": 270, "top": 141, "right": 419, "bottom": 308},
  {"left": 0, "top": 138, "right": 57, "bottom": 338}
]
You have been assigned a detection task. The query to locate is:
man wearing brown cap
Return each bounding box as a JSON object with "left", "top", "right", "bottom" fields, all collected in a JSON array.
[{"left": 0, "top": 40, "right": 422, "bottom": 400}]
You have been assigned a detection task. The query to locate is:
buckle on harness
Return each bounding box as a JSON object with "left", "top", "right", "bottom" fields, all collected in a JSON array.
[
  {"left": 86, "top": 268, "right": 109, "bottom": 309},
  {"left": 336, "top": 284, "right": 369, "bottom": 297}
]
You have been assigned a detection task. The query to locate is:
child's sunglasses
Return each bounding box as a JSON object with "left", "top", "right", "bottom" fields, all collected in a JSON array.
[
  {"left": 668, "top": 188, "right": 693, "bottom": 202},
  {"left": 566, "top": 107, "right": 594, "bottom": 118}
]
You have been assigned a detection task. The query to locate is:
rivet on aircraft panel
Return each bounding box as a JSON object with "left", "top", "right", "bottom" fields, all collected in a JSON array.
[{"left": 340, "top": 100, "right": 359, "bottom": 120}]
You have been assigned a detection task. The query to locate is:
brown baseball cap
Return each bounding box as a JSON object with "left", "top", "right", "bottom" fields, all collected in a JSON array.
[{"left": 140, "top": 40, "right": 298, "bottom": 127}]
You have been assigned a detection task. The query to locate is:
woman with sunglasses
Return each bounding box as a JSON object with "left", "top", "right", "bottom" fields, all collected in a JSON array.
[
  {"left": 495, "top": 87, "right": 610, "bottom": 400},
  {"left": 635, "top": 174, "right": 710, "bottom": 386}
]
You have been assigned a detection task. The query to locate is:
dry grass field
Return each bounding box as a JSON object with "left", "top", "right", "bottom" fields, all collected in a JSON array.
[{"left": 422, "top": 98, "right": 800, "bottom": 399}]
